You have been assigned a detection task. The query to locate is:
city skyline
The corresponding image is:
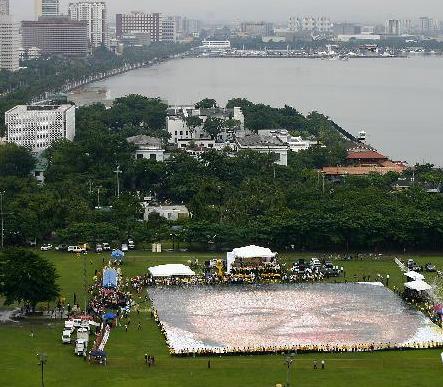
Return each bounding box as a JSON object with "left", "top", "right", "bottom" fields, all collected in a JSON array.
[{"left": 9, "top": 0, "right": 443, "bottom": 24}]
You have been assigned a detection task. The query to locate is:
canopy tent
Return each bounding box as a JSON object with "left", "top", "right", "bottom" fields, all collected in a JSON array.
[
  {"left": 404, "top": 271, "right": 425, "bottom": 281},
  {"left": 102, "top": 268, "right": 118, "bottom": 288},
  {"left": 404, "top": 280, "right": 432, "bottom": 292},
  {"left": 111, "top": 249, "right": 125, "bottom": 262},
  {"left": 227, "top": 245, "right": 277, "bottom": 274},
  {"left": 148, "top": 264, "right": 195, "bottom": 278}
]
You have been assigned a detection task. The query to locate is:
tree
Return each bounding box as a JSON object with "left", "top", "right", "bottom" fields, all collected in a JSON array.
[
  {"left": 185, "top": 116, "right": 203, "bottom": 136},
  {"left": 0, "top": 249, "right": 60, "bottom": 311},
  {"left": 203, "top": 117, "right": 224, "bottom": 140},
  {"left": 0, "top": 143, "right": 35, "bottom": 177},
  {"left": 195, "top": 98, "right": 217, "bottom": 109}
]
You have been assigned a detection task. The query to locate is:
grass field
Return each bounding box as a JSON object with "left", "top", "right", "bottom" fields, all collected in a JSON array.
[{"left": 1, "top": 250, "right": 443, "bottom": 387}]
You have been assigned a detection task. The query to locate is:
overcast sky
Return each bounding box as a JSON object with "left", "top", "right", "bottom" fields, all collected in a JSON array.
[{"left": 10, "top": 0, "right": 443, "bottom": 24}]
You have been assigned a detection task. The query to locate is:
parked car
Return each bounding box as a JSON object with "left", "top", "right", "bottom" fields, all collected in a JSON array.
[
  {"left": 407, "top": 259, "right": 422, "bottom": 272},
  {"left": 425, "top": 263, "right": 436, "bottom": 272},
  {"left": 128, "top": 239, "right": 135, "bottom": 249},
  {"left": 62, "top": 330, "right": 72, "bottom": 344},
  {"left": 322, "top": 262, "right": 340, "bottom": 277},
  {"left": 310, "top": 258, "right": 321, "bottom": 270},
  {"left": 55, "top": 244, "right": 67, "bottom": 251},
  {"left": 121, "top": 243, "right": 129, "bottom": 252},
  {"left": 68, "top": 246, "right": 86, "bottom": 254},
  {"left": 96, "top": 244, "right": 103, "bottom": 253},
  {"left": 102, "top": 242, "right": 111, "bottom": 251},
  {"left": 40, "top": 244, "right": 53, "bottom": 251},
  {"left": 74, "top": 339, "right": 88, "bottom": 356}
]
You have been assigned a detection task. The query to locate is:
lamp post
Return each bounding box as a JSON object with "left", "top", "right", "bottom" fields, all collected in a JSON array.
[
  {"left": 114, "top": 165, "right": 122, "bottom": 198},
  {"left": 386, "top": 274, "right": 390, "bottom": 287},
  {"left": 0, "top": 191, "right": 5, "bottom": 249},
  {"left": 38, "top": 353, "right": 47, "bottom": 387}
]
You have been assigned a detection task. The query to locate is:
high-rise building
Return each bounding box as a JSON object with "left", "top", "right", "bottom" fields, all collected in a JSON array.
[
  {"left": 0, "top": 0, "right": 9, "bottom": 16},
  {"left": 289, "top": 17, "right": 332, "bottom": 33},
  {"left": 22, "top": 17, "right": 89, "bottom": 57},
  {"left": 116, "top": 12, "right": 176, "bottom": 42},
  {"left": 68, "top": 1, "right": 108, "bottom": 48},
  {"left": 35, "top": 0, "right": 60, "bottom": 18},
  {"left": 0, "top": 15, "right": 19, "bottom": 72},
  {"left": 400, "top": 19, "right": 412, "bottom": 34},
  {"left": 6, "top": 104, "right": 76, "bottom": 152},
  {"left": 385, "top": 19, "right": 401, "bottom": 35},
  {"left": 419, "top": 17, "right": 434, "bottom": 34}
]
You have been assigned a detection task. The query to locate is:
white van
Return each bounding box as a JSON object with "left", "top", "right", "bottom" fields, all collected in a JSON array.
[
  {"left": 64, "top": 320, "right": 75, "bottom": 332},
  {"left": 74, "top": 339, "right": 88, "bottom": 356},
  {"left": 68, "top": 246, "right": 86, "bottom": 253},
  {"left": 62, "top": 330, "right": 72, "bottom": 344},
  {"left": 77, "top": 327, "right": 89, "bottom": 341}
]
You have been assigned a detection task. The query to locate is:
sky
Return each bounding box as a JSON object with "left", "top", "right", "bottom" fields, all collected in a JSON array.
[{"left": 10, "top": 0, "right": 443, "bottom": 24}]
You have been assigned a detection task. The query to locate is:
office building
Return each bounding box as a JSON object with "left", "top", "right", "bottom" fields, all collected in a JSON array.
[
  {"left": 22, "top": 17, "right": 89, "bottom": 57},
  {"left": 0, "top": 15, "right": 19, "bottom": 72},
  {"left": 333, "top": 23, "right": 361, "bottom": 35},
  {"left": 0, "top": 0, "right": 9, "bottom": 16},
  {"left": 175, "top": 17, "right": 202, "bottom": 36},
  {"left": 116, "top": 12, "right": 176, "bottom": 42},
  {"left": 385, "top": 19, "right": 401, "bottom": 35},
  {"left": 68, "top": 1, "right": 108, "bottom": 48},
  {"left": 35, "top": 0, "right": 60, "bottom": 18},
  {"left": 6, "top": 104, "right": 76, "bottom": 152},
  {"left": 240, "top": 21, "right": 274, "bottom": 36}
]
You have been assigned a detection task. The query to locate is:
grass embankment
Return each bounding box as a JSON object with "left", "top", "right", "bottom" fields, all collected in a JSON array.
[{"left": 1, "top": 251, "right": 443, "bottom": 387}]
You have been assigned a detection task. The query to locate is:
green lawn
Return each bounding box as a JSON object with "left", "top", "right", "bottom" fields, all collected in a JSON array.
[{"left": 1, "top": 250, "right": 443, "bottom": 386}]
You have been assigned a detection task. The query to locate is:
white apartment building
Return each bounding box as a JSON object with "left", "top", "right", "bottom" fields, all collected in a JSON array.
[
  {"left": 116, "top": 12, "right": 176, "bottom": 42},
  {"left": 167, "top": 106, "right": 244, "bottom": 145},
  {"left": 68, "top": 1, "right": 108, "bottom": 48},
  {"left": 126, "top": 135, "right": 165, "bottom": 162},
  {"left": 160, "top": 16, "right": 176, "bottom": 42},
  {"left": 0, "top": 15, "right": 19, "bottom": 72},
  {"left": 0, "top": 0, "right": 9, "bottom": 16},
  {"left": 289, "top": 17, "right": 332, "bottom": 33},
  {"left": 257, "top": 129, "right": 316, "bottom": 152},
  {"left": 235, "top": 134, "right": 289, "bottom": 166},
  {"left": 6, "top": 104, "right": 76, "bottom": 152},
  {"left": 35, "top": 0, "right": 59, "bottom": 18},
  {"left": 385, "top": 19, "right": 401, "bottom": 35},
  {"left": 144, "top": 205, "right": 190, "bottom": 221}
]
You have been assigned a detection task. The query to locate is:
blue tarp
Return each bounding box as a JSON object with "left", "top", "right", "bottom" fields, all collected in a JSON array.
[
  {"left": 102, "top": 312, "right": 117, "bottom": 320},
  {"left": 111, "top": 249, "right": 124, "bottom": 261},
  {"left": 102, "top": 268, "right": 118, "bottom": 288}
]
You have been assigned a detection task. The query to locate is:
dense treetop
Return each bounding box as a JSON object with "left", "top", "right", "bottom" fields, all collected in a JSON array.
[{"left": 0, "top": 93, "right": 442, "bottom": 252}]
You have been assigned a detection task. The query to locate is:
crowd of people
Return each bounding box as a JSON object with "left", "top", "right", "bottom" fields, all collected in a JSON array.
[{"left": 171, "top": 340, "right": 443, "bottom": 357}]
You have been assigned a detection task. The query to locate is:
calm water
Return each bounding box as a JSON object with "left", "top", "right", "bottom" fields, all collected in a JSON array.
[{"left": 71, "top": 56, "right": 443, "bottom": 165}]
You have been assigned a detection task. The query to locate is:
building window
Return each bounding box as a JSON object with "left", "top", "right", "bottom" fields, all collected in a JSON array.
[
  {"left": 136, "top": 154, "right": 144, "bottom": 159},
  {"left": 150, "top": 154, "right": 157, "bottom": 161}
]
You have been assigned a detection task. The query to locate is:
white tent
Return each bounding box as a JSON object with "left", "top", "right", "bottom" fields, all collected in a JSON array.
[
  {"left": 231, "top": 245, "right": 276, "bottom": 259},
  {"left": 227, "top": 245, "right": 277, "bottom": 274},
  {"left": 148, "top": 264, "right": 195, "bottom": 278},
  {"left": 404, "top": 271, "right": 425, "bottom": 281},
  {"left": 404, "top": 280, "right": 432, "bottom": 292}
]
